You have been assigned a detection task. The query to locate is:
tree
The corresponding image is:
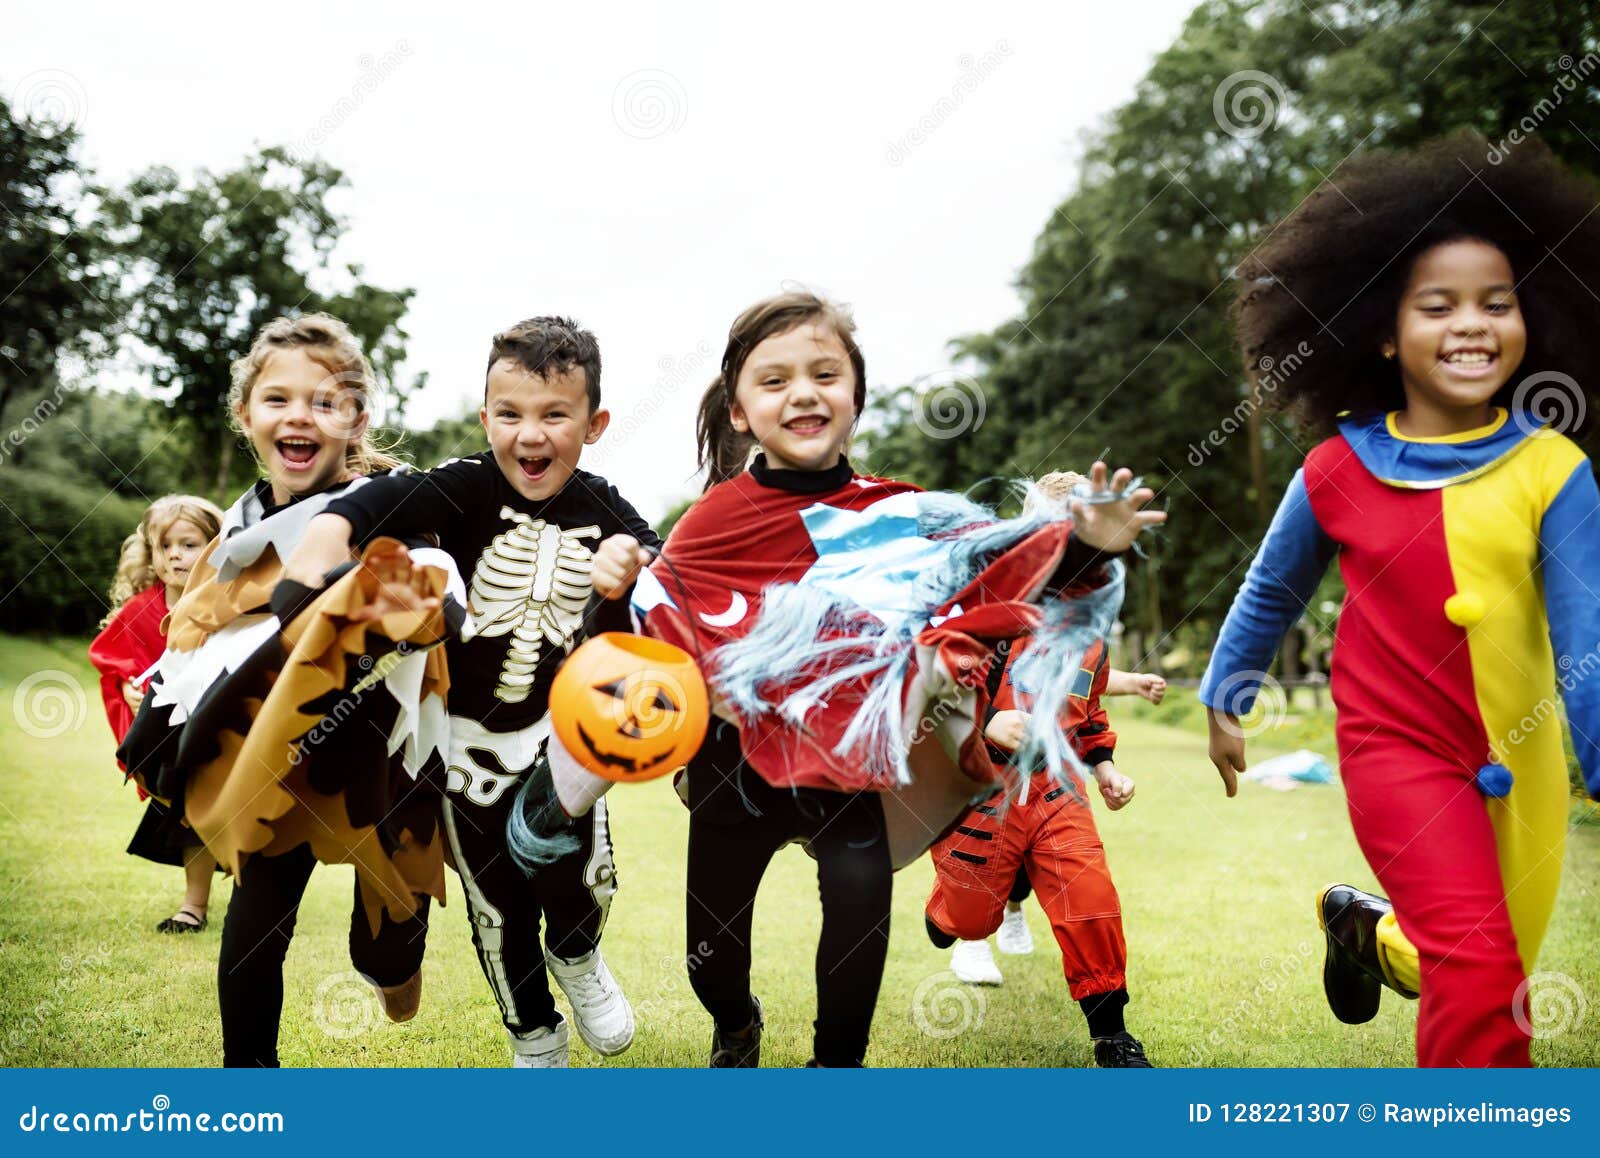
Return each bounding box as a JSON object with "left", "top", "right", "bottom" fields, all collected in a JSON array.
[
  {"left": 861, "top": 0, "right": 1600, "bottom": 665},
  {"left": 102, "top": 146, "right": 416, "bottom": 502},
  {"left": 0, "top": 91, "right": 117, "bottom": 442}
]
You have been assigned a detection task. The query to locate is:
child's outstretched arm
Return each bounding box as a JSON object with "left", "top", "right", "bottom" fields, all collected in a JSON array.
[
  {"left": 1106, "top": 668, "right": 1165, "bottom": 703},
  {"left": 1199, "top": 469, "right": 1336, "bottom": 796},
  {"left": 1069, "top": 462, "right": 1166, "bottom": 552},
  {"left": 1540, "top": 461, "right": 1600, "bottom": 799}
]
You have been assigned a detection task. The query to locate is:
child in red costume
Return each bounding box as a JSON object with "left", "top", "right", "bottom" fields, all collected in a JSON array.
[
  {"left": 622, "top": 292, "right": 1165, "bottom": 1067},
  {"left": 925, "top": 472, "right": 1149, "bottom": 1067},
  {"left": 89, "top": 494, "right": 223, "bottom": 932}
]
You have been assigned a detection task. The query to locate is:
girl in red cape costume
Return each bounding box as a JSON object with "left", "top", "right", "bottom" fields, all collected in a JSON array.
[
  {"left": 89, "top": 494, "right": 223, "bottom": 933},
  {"left": 543, "top": 290, "right": 1163, "bottom": 1067}
]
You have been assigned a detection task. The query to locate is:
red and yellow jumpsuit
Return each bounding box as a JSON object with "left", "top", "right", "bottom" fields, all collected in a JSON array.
[{"left": 1201, "top": 410, "right": 1600, "bottom": 1066}]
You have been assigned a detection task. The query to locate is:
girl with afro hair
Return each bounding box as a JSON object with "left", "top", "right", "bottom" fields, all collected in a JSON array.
[{"left": 1200, "top": 133, "right": 1600, "bottom": 1067}]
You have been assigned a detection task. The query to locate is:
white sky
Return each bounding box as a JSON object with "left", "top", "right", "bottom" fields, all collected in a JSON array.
[{"left": 4, "top": 0, "right": 1197, "bottom": 520}]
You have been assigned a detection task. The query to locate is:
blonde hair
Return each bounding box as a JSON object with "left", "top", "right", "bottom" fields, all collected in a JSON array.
[
  {"left": 1023, "top": 470, "right": 1086, "bottom": 515},
  {"left": 103, "top": 494, "right": 225, "bottom": 625},
  {"left": 228, "top": 312, "right": 401, "bottom": 476}
]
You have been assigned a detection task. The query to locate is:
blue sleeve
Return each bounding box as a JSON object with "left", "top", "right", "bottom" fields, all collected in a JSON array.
[
  {"left": 1539, "top": 461, "right": 1600, "bottom": 798},
  {"left": 1199, "top": 469, "right": 1337, "bottom": 714}
]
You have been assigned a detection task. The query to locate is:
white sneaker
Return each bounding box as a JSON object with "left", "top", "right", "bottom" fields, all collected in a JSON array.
[
  {"left": 996, "top": 907, "right": 1035, "bottom": 955},
  {"left": 950, "top": 939, "right": 1003, "bottom": 985},
  {"left": 510, "top": 1019, "right": 570, "bottom": 1068},
  {"left": 546, "top": 948, "right": 636, "bottom": 1056}
]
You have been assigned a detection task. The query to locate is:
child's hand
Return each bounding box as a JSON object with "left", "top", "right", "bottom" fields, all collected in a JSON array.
[
  {"left": 352, "top": 545, "right": 441, "bottom": 623},
  {"left": 1070, "top": 462, "right": 1166, "bottom": 553},
  {"left": 1094, "top": 761, "right": 1134, "bottom": 809},
  {"left": 984, "top": 709, "right": 1030, "bottom": 752},
  {"left": 1207, "top": 708, "right": 1246, "bottom": 797},
  {"left": 593, "top": 535, "right": 652, "bottom": 601},
  {"left": 283, "top": 513, "right": 356, "bottom": 590},
  {"left": 1136, "top": 673, "right": 1166, "bottom": 704},
  {"left": 122, "top": 680, "right": 145, "bottom": 714}
]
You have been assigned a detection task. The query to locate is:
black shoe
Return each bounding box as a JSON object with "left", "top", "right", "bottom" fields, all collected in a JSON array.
[
  {"left": 924, "top": 915, "right": 957, "bottom": 949},
  {"left": 709, "top": 995, "right": 763, "bottom": 1068},
  {"left": 1092, "top": 1031, "right": 1152, "bottom": 1067},
  {"left": 1317, "top": 883, "right": 1390, "bottom": 1025}
]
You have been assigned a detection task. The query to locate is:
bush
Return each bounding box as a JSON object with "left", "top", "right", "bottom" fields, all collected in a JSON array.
[{"left": 0, "top": 467, "right": 148, "bottom": 635}]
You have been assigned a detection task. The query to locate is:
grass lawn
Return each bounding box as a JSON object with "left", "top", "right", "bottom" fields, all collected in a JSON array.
[{"left": 2, "top": 633, "right": 1596, "bottom": 1068}]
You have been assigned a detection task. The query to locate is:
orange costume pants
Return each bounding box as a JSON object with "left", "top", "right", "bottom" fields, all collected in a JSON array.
[{"left": 925, "top": 774, "right": 1126, "bottom": 998}]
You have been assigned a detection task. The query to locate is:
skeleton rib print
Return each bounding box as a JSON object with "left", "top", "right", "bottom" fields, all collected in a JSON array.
[{"left": 469, "top": 506, "right": 601, "bottom": 703}]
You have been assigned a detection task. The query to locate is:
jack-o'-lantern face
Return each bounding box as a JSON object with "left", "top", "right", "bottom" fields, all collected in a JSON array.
[{"left": 551, "top": 633, "right": 709, "bottom": 783}]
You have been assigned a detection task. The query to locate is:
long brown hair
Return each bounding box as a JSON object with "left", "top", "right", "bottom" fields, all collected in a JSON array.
[{"left": 695, "top": 291, "right": 868, "bottom": 489}]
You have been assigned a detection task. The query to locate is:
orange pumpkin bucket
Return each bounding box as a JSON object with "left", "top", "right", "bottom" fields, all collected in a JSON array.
[{"left": 549, "top": 632, "right": 709, "bottom": 783}]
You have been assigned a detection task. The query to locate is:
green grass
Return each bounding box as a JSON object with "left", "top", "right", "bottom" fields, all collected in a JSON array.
[{"left": 2, "top": 633, "right": 1597, "bottom": 1067}]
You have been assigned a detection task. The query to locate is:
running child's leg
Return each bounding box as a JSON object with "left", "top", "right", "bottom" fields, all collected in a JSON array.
[
  {"left": 1341, "top": 752, "right": 1531, "bottom": 1066},
  {"left": 217, "top": 844, "right": 318, "bottom": 1067},
  {"left": 924, "top": 795, "right": 1024, "bottom": 943},
  {"left": 1026, "top": 791, "right": 1133, "bottom": 1042},
  {"left": 440, "top": 786, "right": 558, "bottom": 1036},
  {"left": 685, "top": 807, "right": 786, "bottom": 1036},
  {"left": 805, "top": 789, "right": 893, "bottom": 1067},
  {"left": 347, "top": 878, "right": 430, "bottom": 1022},
  {"left": 533, "top": 797, "right": 632, "bottom": 1055}
]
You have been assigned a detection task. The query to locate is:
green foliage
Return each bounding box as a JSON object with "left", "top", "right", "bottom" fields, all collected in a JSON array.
[
  {"left": 860, "top": 0, "right": 1600, "bottom": 646},
  {"left": 394, "top": 412, "right": 487, "bottom": 471},
  {"left": 0, "top": 93, "right": 119, "bottom": 436},
  {"left": 0, "top": 468, "right": 147, "bottom": 634},
  {"left": 101, "top": 146, "right": 417, "bottom": 499}
]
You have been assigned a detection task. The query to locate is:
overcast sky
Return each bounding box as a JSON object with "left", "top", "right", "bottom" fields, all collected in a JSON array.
[{"left": 4, "top": 0, "right": 1198, "bottom": 519}]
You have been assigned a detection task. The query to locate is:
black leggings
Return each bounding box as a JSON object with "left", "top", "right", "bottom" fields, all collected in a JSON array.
[
  {"left": 217, "top": 843, "right": 430, "bottom": 1067},
  {"left": 684, "top": 724, "right": 893, "bottom": 1067}
]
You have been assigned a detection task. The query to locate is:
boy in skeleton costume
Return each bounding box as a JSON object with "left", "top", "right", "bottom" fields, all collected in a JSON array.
[{"left": 290, "top": 318, "right": 658, "bottom": 1067}]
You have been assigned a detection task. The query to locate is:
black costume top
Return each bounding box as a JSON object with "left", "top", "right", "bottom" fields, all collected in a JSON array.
[{"left": 326, "top": 454, "right": 660, "bottom": 732}]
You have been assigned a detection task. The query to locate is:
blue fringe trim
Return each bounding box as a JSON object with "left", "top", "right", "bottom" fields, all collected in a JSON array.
[
  {"left": 505, "top": 752, "right": 581, "bottom": 874},
  {"left": 711, "top": 485, "right": 1130, "bottom": 792}
]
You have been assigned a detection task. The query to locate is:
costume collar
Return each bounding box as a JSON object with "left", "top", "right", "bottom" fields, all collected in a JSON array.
[
  {"left": 1337, "top": 408, "right": 1545, "bottom": 489},
  {"left": 749, "top": 453, "right": 854, "bottom": 494}
]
